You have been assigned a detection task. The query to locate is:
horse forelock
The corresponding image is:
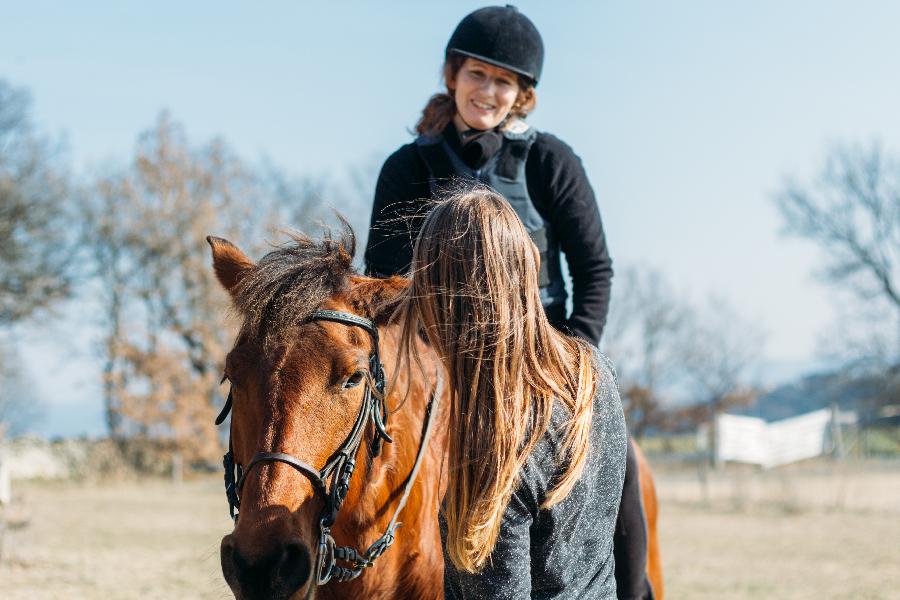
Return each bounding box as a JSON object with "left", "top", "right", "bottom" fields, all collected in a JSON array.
[{"left": 231, "top": 227, "right": 356, "bottom": 349}]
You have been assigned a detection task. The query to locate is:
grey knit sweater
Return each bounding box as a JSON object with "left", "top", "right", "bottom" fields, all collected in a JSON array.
[{"left": 441, "top": 352, "right": 627, "bottom": 600}]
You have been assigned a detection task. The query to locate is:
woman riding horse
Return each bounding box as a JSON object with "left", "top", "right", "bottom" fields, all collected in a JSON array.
[{"left": 365, "top": 6, "right": 654, "bottom": 599}]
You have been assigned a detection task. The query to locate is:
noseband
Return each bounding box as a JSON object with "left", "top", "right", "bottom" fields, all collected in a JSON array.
[{"left": 215, "top": 309, "right": 442, "bottom": 585}]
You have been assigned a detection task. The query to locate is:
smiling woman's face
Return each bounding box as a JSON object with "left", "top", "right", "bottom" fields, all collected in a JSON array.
[{"left": 450, "top": 58, "right": 520, "bottom": 131}]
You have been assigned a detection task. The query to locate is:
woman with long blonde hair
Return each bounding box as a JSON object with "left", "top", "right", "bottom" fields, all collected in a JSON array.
[{"left": 393, "top": 188, "right": 627, "bottom": 598}]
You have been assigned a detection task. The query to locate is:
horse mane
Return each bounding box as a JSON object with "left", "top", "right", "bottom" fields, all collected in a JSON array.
[{"left": 231, "top": 223, "right": 356, "bottom": 347}]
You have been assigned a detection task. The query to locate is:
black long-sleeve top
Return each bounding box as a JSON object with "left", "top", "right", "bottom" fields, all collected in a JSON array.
[
  {"left": 441, "top": 350, "right": 627, "bottom": 599},
  {"left": 364, "top": 126, "right": 614, "bottom": 345}
]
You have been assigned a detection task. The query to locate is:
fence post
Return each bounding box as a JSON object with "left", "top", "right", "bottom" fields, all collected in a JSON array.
[
  {"left": 0, "top": 459, "right": 10, "bottom": 507},
  {"left": 830, "top": 403, "right": 845, "bottom": 458},
  {"left": 171, "top": 452, "right": 183, "bottom": 485}
]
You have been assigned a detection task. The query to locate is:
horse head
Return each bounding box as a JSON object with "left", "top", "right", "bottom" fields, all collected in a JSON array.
[{"left": 208, "top": 232, "right": 445, "bottom": 600}]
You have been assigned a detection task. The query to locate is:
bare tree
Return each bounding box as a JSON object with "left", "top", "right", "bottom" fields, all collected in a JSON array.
[
  {"left": 81, "top": 112, "right": 329, "bottom": 465},
  {"left": 261, "top": 159, "right": 330, "bottom": 229},
  {"left": 344, "top": 155, "right": 382, "bottom": 257},
  {"left": 0, "top": 347, "right": 43, "bottom": 438},
  {"left": 80, "top": 111, "right": 350, "bottom": 465},
  {"left": 263, "top": 154, "right": 380, "bottom": 263},
  {"left": 776, "top": 142, "right": 900, "bottom": 366},
  {"left": 0, "top": 80, "right": 73, "bottom": 325},
  {"left": 0, "top": 80, "right": 73, "bottom": 437},
  {"left": 604, "top": 266, "right": 690, "bottom": 439},
  {"left": 679, "top": 297, "right": 764, "bottom": 464}
]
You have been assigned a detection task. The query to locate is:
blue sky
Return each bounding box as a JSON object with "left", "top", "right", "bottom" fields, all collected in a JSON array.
[{"left": 3, "top": 1, "right": 899, "bottom": 436}]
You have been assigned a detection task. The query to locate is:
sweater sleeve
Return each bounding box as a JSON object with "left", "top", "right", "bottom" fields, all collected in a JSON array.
[
  {"left": 527, "top": 134, "right": 614, "bottom": 346},
  {"left": 443, "top": 493, "right": 533, "bottom": 600},
  {"left": 364, "top": 144, "right": 429, "bottom": 277}
]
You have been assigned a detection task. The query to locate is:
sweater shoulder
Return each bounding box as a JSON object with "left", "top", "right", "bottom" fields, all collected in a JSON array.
[
  {"left": 526, "top": 131, "right": 591, "bottom": 198},
  {"left": 530, "top": 131, "right": 581, "bottom": 163},
  {"left": 380, "top": 141, "right": 423, "bottom": 175},
  {"left": 518, "top": 348, "right": 623, "bottom": 506}
]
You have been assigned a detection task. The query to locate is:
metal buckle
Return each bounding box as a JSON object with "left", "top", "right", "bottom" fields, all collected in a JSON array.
[{"left": 316, "top": 524, "right": 336, "bottom": 585}]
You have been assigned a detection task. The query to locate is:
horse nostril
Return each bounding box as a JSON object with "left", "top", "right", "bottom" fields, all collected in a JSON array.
[
  {"left": 221, "top": 536, "right": 313, "bottom": 599},
  {"left": 220, "top": 537, "right": 242, "bottom": 591},
  {"left": 277, "top": 541, "right": 313, "bottom": 593}
]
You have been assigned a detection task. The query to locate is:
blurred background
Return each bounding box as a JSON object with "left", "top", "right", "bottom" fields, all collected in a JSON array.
[{"left": 1, "top": 1, "right": 898, "bottom": 598}]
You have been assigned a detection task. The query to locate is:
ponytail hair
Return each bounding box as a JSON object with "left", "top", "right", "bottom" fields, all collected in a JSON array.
[
  {"left": 415, "top": 55, "right": 538, "bottom": 137},
  {"left": 415, "top": 92, "right": 458, "bottom": 138}
]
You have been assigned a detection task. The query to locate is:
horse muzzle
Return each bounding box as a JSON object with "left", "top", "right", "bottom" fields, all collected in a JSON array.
[{"left": 221, "top": 533, "right": 315, "bottom": 600}]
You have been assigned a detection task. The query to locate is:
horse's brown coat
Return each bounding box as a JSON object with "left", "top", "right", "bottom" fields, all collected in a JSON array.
[{"left": 634, "top": 442, "right": 664, "bottom": 599}]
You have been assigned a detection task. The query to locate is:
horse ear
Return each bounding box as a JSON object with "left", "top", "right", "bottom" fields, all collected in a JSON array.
[
  {"left": 207, "top": 236, "right": 255, "bottom": 297},
  {"left": 348, "top": 275, "right": 410, "bottom": 323}
]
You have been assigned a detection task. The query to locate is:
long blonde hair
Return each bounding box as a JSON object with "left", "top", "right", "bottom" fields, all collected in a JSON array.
[{"left": 393, "top": 187, "right": 597, "bottom": 573}]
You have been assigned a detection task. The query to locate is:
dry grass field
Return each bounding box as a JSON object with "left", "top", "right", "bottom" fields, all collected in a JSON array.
[
  {"left": 655, "top": 459, "right": 900, "bottom": 600},
  {"left": 1, "top": 460, "right": 898, "bottom": 599}
]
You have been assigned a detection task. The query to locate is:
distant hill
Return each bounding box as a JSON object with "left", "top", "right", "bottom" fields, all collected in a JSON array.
[{"left": 737, "top": 369, "right": 889, "bottom": 422}]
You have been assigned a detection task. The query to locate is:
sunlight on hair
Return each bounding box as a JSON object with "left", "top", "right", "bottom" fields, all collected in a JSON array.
[{"left": 389, "top": 186, "right": 599, "bottom": 572}]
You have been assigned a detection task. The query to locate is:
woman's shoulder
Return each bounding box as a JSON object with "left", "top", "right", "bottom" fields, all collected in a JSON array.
[
  {"left": 518, "top": 347, "right": 623, "bottom": 503},
  {"left": 381, "top": 140, "right": 422, "bottom": 171},
  {"left": 530, "top": 130, "right": 581, "bottom": 161},
  {"left": 526, "top": 129, "right": 591, "bottom": 191},
  {"left": 374, "top": 141, "right": 432, "bottom": 194},
  {"left": 590, "top": 347, "right": 620, "bottom": 403}
]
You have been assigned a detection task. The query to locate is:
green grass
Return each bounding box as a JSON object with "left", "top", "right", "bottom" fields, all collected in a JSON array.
[
  {"left": 633, "top": 433, "right": 698, "bottom": 455},
  {"left": 859, "top": 426, "right": 900, "bottom": 456},
  {"left": 636, "top": 425, "right": 900, "bottom": 458}
]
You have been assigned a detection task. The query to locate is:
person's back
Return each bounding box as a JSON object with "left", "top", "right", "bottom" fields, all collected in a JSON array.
[
  {"left": 393, "top": 187, "right": 627, "bottom": 599},
  {"left": 442, "top": 350, "right": 626, "bottom": 600}
]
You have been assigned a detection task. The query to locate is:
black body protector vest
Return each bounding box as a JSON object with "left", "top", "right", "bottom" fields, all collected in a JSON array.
[{"left": 415, "top": 123, "right": 567, "bottom": 310}]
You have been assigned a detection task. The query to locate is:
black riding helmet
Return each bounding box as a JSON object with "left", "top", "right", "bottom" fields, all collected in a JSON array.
[{"left": 445, "top": 5, "right": 544, "bottom": 86}]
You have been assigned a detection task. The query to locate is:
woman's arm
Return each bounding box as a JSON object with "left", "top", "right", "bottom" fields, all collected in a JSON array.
[
  {"left": 444, "top": 493, "right": 533, "bottom": 600},
  {"left": 528, "top": 134, "right": 613, "bottom": 346}
]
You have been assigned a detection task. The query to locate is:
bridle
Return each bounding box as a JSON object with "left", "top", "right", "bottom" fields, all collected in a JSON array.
[{"left": 215, "top": 308, "right": 442, "bottom": 585}]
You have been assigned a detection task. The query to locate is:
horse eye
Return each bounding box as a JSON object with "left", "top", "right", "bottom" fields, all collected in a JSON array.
[{"left": 342, "top": 370, "right": 366, "bottom": 390}]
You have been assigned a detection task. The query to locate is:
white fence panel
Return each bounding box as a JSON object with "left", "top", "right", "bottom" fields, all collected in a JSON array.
[
  {"left": 716, "top": 414, "right": 769, "bottom": 465},
  {"left": 715, "top": 409, "right": 832, "bottom": 468},
  {"left": 764, "top": 409, "right": 832, "bottom": 467}
]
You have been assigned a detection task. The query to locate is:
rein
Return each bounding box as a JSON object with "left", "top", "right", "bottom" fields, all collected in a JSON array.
[{"left": 215, "top": 309, "right": 442, "bottom": 586}]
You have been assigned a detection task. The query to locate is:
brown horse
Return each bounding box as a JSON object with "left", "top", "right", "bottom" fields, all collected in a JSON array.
[
  {"left": 210, "top": 232, "right": 449, "bottom": 599},
  {"left": 634, "top": 441, "right": 664, "bottom": 600},
  {"left": 208, "top": 231, "right": 663, "bottom": 599}
]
